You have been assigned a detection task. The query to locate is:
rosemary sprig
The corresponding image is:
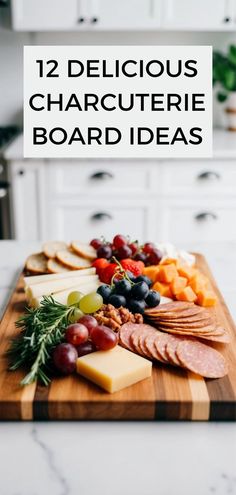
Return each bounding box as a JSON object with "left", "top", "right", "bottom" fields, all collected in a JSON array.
[{"left": 7, "top": 296, "right": 75, "bottom": 386}]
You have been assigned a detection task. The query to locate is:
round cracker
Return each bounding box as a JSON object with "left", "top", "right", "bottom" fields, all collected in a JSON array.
[
  {"left": 71, "top": 241, "right": 97, "bottom": 261},
  {"left": 43, "top": 241, "right": 68, "bottom": 259},
  {"left": 176, "top": 340, "right": 228, "bottom": 378},
  {"left": 56, "top": 249, "right": 91, "bottom": 270},
  {"left": 47, "top": 258, "right": 70, "bottom": 274},
  {"left": 25, "top": 252, "right": 48, "bottom": 274}
]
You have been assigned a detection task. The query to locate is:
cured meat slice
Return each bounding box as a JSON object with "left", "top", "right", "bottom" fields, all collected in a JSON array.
[
  {"left": 198, "top": 332, "right": 231, "bottom": 344},
  {"left": 139, "top": 329, "right": 162, "bottom": 358},
  {"left": 119, "top": 323, "right": 137, "bottom": 351},
  {"left": 130, "top": 325, "right": 157, "bottom": 356},
  {"left": 145, "top": 335, "right": 167, "bottom": 363},
  {"left": 176, "top": 340, "right": 228, "bottom": 378},
  {"left": 145, "top": 301, "right": 194, "bottom": 315},
  {"left": 165, "top": 338, "right": 184, "bottom": 366},
  {"left": 153, "top": 334, "right": 173, "bottom": 363}
]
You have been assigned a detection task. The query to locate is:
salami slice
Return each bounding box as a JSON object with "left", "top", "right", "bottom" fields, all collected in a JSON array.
[
  {"left": 145, "top": 335, "right": 167, "bottom": 363},
  {"left": 165, "top": 337, "right": 183, "bottom": 366},
  {"left": 119, "top": 323, "right": 137, "bottom": 351},
  {"left": 139, "top": 329, "right": 162, "bottom": 358},
  {"left": 145, "top": 301, "right": 194, "bottom": 315},
  {"left": 130, "top": 325, "right": 157, "bottom": 356},
  {"left": 176, "top": 340, "right": 228, "bottom": 378}
]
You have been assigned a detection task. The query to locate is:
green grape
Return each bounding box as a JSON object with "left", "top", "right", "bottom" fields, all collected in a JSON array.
[
  {"left": 67, "top": 291, "right": 84, "bottom": 307},
  {"left": 69, "top": 308, "right": 84, "bottom": 323},
  {"left": 79, "top": 292, "right": 103, "bottom": 314}
]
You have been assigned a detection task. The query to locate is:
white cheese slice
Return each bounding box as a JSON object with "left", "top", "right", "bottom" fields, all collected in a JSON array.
[
  {"left": 24, "top": 267, "right": 95, "bottom": 286},
  {"left": 26, "top": 274, "right": 98, "bottom": 300},
  {"left": 31, "top": 281, "right": 100, "bottom": 308},
  {"left": 76, "top": 345, "right": 152, "bottom": 393}
]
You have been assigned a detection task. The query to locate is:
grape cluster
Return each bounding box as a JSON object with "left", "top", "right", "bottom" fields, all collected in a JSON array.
[
  {"left": 90, "top": 234, "right": 162, "bottom": 266},
  {"left": 97, "top": 274, "right": 161, "bottom": 315},
  {"left": 53, "top": 313, "right": 118, "bottom": 375}
]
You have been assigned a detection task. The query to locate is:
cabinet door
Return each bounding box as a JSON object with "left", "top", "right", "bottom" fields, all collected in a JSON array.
[
  {"left": 10, "top": 161, "right": 45, "bottom": 241},
  {"left": 162, "top": 0, "right": 228, "bottom": 29},
  {"left": 92, "top": 0, "right": 161, "bottom": 29},
  {"left": 160, "top": 200, "right": 236, "bottom": 245},
  {"left": 11, "top": 0, "right": 80, "bottom": 30},
  {"left": 45, "top": 199, "right": 156, "bottom": 242}
]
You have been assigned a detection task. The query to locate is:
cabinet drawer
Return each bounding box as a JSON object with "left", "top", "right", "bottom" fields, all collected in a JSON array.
[
  {"left": 162, "top": 161, "right": 236, "bottom": 196},
  {"left": 161, "top": 201, "right": 236, "bottom": 243},
  {"left": 47, "top": 199, "right": 156, "bottom": 242},
  {"left": 48, "top": 162, "right": 152, "bottom": 196}
]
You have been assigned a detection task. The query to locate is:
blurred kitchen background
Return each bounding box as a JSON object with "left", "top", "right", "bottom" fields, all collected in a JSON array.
[{"left": 0, "top": 0, "right": 236, "bottom": 247}]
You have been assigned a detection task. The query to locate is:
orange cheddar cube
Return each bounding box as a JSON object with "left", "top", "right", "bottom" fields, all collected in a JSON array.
[
  {"left": 170, "top": 276, "right": 188, "bottom": 295},
  {"left": 143, "top": 265, "right": 160, "bottom": 282},
  {"left": 159, "top": 257, "right": 178, "bottom": 265},
  {"left": 177, "top": 264, "right": 196, "bottom": 281},
  {"left": 156, "top": 264, "right": 178, "bottom": 284},
  {"left": 152, "top": 281, "right": 173, "bottom": 298},
  {"left": 197, "top": 290, "right": 217, "bottom": 307},
  {"left": 189, "top": 274, "right": 207, "bottom": 294},
  {"left": 175, "top": 286, "right": 197, "bottom": 303}
]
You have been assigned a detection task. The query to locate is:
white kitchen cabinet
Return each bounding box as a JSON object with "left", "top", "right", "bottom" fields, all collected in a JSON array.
[
  {"left": 162, "top": 0, "right": 231, "bottom": 30},
  {"left": 47, "top": 161, "right": 153, "bottom": 196},
  {"left": 45, "top": 198, "right": 156, "bottom": 241},
  {"left": 11, "top": 0, "right": 81, "bottom": 31},
  {"left": 9, "top": 161, "right": 46, "bottom": 241},
  {"left": 11, "top": 0, "right": 161, "bottom": 31},
  {"left": 90, "top": 0, "right": 161, "bottom": 30},
  {"left": 160, "top": 199, "right": 236, "bottom": 244}
]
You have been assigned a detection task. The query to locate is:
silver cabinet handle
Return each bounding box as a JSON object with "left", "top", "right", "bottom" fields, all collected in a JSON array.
[
  {"left": 90, "top": 212, "right": 113, "bottom": 221},
  {"left": 197, "top": 171, "right": 220, "bottom": 181},
  {"left": 90, "top": 171, "right": 114, "bottom": 181},
  {"left": 194, "top": 212, "right": 218, "bottom": 222},
  {"left": 0, "top": 188, "right": 7, "bottom": 198}
]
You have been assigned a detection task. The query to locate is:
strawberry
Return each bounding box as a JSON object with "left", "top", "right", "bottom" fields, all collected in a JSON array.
[
  {"left": 100, "top": 263, "right": 120, "bottom": 284},
  {"left": 92, "top": 258, "right": 110, "bottom": 278},
  {"left": 120, "top": 258, "right": 144, "bottom": 277}
]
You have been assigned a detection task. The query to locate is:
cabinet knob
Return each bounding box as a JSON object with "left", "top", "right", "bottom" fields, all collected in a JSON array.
[
  {"left": 197, "top": 171, "right": 220, "bottom": 181},
  {"left": 17, "top": 169, "right": 25, "bottom": 176},
  {"left": 90, "top": 171, "right": 114, "bottom": 181},
  {"left": 78, "top": 17, "right": 85, "bottom": 23},
  {"left": 90, "top": 212, "right": 113, "bottom": 221},
  {"left": 91, "top": 17, "right": 98, "bottom": 23},
  {"left": 223, "top": 16, "right": 231, "bottom": 23},
  {"left": 194, "top": 212, "right": 218, "bottom": 222}
]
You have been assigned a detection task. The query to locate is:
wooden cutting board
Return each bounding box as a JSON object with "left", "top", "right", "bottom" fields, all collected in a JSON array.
[{"left": 0, "top": 253, "right": 236, "bottom": 421}]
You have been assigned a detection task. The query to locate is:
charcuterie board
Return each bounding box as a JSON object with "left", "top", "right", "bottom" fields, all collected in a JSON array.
[{"left": 0, "top": 253, "right": 236, "bottom": 421}]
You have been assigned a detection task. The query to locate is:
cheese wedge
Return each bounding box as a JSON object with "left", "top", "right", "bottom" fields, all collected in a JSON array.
[
  {"left": 76, "top": 346, "right": 152, "bottom": 393},
  {"left": 24, "top": 267, "right": 95, "bottom": 286},
  {"left": 32, "top": 281, "right": 100, "bottom": 307},
  {"left": 26, "top": 274, "right": 98, "bottom": 300}
]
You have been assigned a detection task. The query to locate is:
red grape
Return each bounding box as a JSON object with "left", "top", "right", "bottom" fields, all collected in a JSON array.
[
  {"left": 113, "top": 234, "right": 127, "bottom": 249},
  {"left": 143, "top": 242, "right": 156, "bottom": 254},
  {"left": 134, "top": 251, "right": 147, "bottom": 263},
  {"left": 147, "top": 249, "right": 162, "bottom": 265},
  {"left": 90, "top": 325, "right": 118, "bottom": 350},
  {"left": 76, "top": 341, "right": 97, "bottom": 357},
  {"left": 129, "top": 242, "right": 138, "bottom": 256},
  {"left": 53, "top": 343, "right": 78, "bottom": 374},
  {"left": 90, "top": 238, "right": 103, "bottom": 249},
  {"left": 79, "top": 315, "right": 98, "bottom": 334},
  {"left": 97, "top": 244, "right": 113, "bottom": 259},
  {"left": 65, "top": 323, "right": 89, "bottom": 346},
  {"left": 117, "top": 245, "right": 132, "bottom": 259}
]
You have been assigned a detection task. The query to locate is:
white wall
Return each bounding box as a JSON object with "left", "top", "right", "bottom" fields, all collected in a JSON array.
[{"left": 0, "top": 28, "right": 236, "bottom": 126}]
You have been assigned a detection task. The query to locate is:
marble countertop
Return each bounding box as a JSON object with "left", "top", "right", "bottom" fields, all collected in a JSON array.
[
  {"left": 0, "top": 240, "right": 236, "bottom": 495},
  {"left": 3, "top": 129, "right": 236, "bottom": 160}
]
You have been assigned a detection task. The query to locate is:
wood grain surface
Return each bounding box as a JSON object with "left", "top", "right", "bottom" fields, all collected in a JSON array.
[{"left": 0, "top": 253, "right": 236, "bottom": 421}]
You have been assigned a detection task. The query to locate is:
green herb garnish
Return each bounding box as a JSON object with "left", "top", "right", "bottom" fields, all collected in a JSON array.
[{"left": 8, "top": 296, "right": 75, "bottom": 386}]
